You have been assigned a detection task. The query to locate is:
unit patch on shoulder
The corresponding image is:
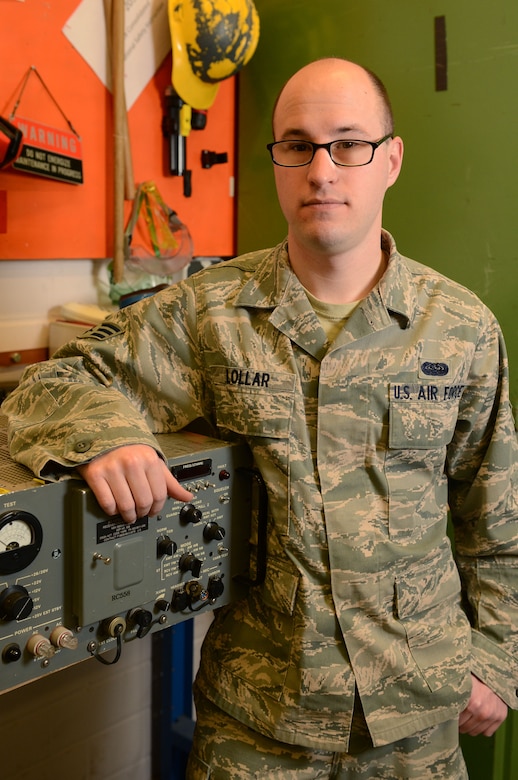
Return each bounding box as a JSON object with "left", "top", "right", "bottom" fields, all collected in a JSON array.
[{"left": 79, "top": 321, "right": 124, "bottom": 341}]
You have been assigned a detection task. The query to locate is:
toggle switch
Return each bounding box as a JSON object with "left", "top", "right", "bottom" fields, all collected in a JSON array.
[{"left": 93, "top": 552, "right": 111, "bottom": 565}]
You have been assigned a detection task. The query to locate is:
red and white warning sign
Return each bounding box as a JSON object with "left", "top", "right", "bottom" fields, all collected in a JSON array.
[{"left": 10, "top": 116, "right": 83, "bottom": 185}]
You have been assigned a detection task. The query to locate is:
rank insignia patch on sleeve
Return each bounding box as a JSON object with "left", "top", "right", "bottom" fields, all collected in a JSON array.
[{"left": 79, "top": 322, "right": 124, "bottom": 341}]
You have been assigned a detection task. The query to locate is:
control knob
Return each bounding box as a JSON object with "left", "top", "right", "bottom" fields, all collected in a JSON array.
[
  {"left": 180, "top": 503, "right": 202, "bottom": 525},
  {"left": 157, "top": 535, "right": 177, "bottom": 557},
  {"left": 0, "top": 584, "right": 33, "bottom": 621},
  {"left": 178, "top": 551, "right": 203, "bottom": 577},
  {"left": 203, "top": 522, "right": 226, "bottom": 542}
]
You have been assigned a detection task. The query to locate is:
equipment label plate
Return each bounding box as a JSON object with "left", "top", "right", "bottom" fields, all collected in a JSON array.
[{"left": 96, "top": 515, "right": 148, "bottom": 544}]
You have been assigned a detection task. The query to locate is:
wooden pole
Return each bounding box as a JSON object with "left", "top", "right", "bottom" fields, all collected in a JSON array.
[
  {"left": 104, "top": 1, "right": 135, "bottom": 197},
  {"left": 111, "top": 0, "right": 125, "bottom": 283},
  {"left": 123, "top": 98, "right": 136, "bottom": 202}
]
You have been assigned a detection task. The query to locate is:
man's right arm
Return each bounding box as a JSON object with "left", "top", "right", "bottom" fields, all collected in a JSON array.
[{"left": 2, "top": 285, "right": 205, "bottom": 482}]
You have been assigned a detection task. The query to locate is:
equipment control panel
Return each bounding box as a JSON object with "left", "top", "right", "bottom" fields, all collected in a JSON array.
[{"left": 0, "top": 422, "right": 253, "bottom": 693}]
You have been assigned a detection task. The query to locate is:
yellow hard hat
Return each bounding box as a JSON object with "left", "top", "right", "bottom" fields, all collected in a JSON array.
[{"left": 168, "top": 0, "right": 260, "bottom": 110}]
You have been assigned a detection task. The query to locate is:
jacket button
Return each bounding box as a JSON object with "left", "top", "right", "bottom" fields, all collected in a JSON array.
[{"left": 75, "top": 441, "right": 91, "bottom": 453}]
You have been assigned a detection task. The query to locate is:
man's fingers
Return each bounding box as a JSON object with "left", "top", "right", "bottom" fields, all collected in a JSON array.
[
  {"left": 78, "top": 445, "right": 192, "bottom": 523},
  {"left": 165, "top": 465, "right": 193, "bottom": 503}
]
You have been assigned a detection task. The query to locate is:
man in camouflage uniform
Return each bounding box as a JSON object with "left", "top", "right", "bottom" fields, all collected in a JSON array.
[{"left": 4, "top": 59, "right": 518, "bottom": 778}]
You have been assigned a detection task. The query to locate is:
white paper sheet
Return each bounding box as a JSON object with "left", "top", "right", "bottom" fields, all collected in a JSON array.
[{"left": 62, "top": 0, "right": 171, "bottom": 109}]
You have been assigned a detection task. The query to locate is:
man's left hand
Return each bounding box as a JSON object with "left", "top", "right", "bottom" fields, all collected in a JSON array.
[{"left": 459, "top": 674, "right": 508, "bottom": 737}]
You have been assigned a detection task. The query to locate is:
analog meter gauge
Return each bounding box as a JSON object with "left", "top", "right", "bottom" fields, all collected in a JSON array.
[{"left": 0, "top": 510, "right": 43, "bottom": 575}]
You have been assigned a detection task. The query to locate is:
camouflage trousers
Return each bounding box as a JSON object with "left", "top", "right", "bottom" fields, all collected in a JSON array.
[{"left": 186, "top": 690, "right": 468, "bottom": 779}]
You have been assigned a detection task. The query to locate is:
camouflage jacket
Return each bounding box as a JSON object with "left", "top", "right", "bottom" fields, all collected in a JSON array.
[{"left": 4, "top": 231, "right": 518, "bottom": 749}]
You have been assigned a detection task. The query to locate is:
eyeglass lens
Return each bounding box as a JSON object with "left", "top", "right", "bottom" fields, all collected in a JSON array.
[{"left": 271, "top": 140, "right": 375, "bottom": 167}]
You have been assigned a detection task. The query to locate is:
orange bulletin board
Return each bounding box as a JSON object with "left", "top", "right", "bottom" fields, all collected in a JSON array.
[{"left": 0, "top": 0, "right": 236, "bottom": 260}]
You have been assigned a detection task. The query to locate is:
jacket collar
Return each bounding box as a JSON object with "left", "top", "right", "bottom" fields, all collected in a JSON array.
[
  {"left": 233, "top": 232, "right": 417, "bottom": 357},
  {"left": 378, "top": 230, "right": 417, "bottom": 330}
]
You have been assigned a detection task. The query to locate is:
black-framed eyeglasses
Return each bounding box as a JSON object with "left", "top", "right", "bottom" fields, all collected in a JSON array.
[{"left": 266, "top": 134, "right": 392, "bottom": 168}]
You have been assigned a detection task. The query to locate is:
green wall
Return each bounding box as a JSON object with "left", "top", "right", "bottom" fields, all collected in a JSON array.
[
  {"left": 237, "top": 0, "right": 518, "bottom": 419},
  {"left": 237, "top": 4, "right": 518, "bottom": 772}
]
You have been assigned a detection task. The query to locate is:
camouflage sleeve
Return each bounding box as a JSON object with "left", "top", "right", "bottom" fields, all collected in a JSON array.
[
  {"left": 1, "top": 280, "right": 208, "bottom": 480},
  {"left": 447, "top": 309, "right": 518, "bottom": 708}
]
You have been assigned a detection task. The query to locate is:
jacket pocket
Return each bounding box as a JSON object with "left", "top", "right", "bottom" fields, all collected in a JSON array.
[
  {"left": 386, "top": 386, "right": 460, "bottom": 542},
  {"left": 260, "top": 556, "right": 300, "bottom": 615},
  {"left": 210, "top": 559, "right": 300, "bottom": 701},
  {"left": 389, "top": 391, "right": 459, "bottom": 450},
  {"left": 212, "top": 365, "right": 295, "bottom": 539},
  {"left": 395, "top": 547, "right": 471, "bottom": 692},
  {"left": 212, "top": 365, "right": 295, "bottom": 439}
]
